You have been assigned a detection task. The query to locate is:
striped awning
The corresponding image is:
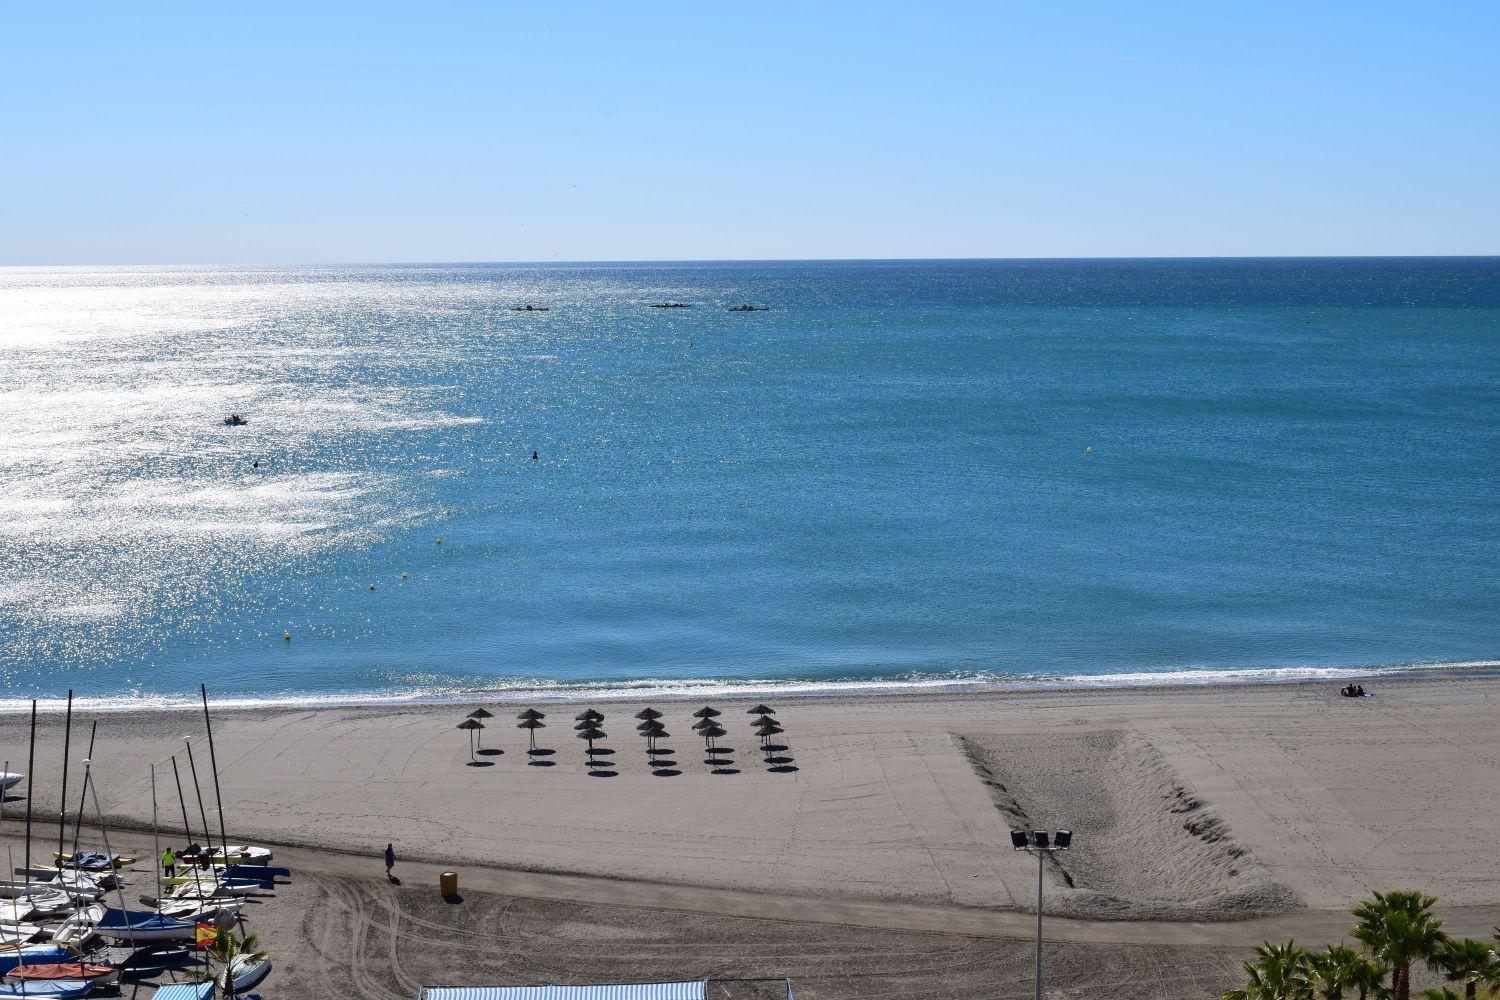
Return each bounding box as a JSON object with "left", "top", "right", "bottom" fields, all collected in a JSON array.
[
  {"left": 154, "top": 985, "right": 215, "bottom": 1000},
  {"left": 421, "top": 983, "right": 705, "bottom": 1000}
]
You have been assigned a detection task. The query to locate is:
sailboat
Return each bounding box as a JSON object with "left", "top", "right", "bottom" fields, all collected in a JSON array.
[
  {"left": 7, "top": 963, "right": 118, "bottom": 987},
  {"left": 0, "top": 978, "right": 96, "bottom": 999},
  {"left": 225, "top": 953, "right": 273, "bottom": 992}
]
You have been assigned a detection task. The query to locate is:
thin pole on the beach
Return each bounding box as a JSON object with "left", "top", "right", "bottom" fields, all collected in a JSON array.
[
  {"left": 183, "top": 737, "right": 213, "bottom": 857},
  {"left": 56, "top": 689, "right": 72, "bottom": 861},
  {"left": 201, "top": 684, "right": 231, "bottom": 860},
  {"left": 170, "top": 755, "right": 194, "bottom": 846},
  {"left": 23, "top": 701, "right": 35, "bottom": 875},
  {"left": 1033, "top": 850, "right": 1044, "bottom": 1000},
  {"left": 69, "top": 720, "right": 98, "bottom": 855},
  {"left": 151, "top": 764, "right": 161, "bottom": 914},
  {"left": 171, "top": 754, "right": 209, "bottom": 899},
  {"left": 82, "top": 759, "right": 138, "bottom": 949}
]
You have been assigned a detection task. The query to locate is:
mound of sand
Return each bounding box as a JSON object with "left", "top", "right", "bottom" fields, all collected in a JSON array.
[{"left": 958, "top": 730, "right": 1301, "bottom": 921}]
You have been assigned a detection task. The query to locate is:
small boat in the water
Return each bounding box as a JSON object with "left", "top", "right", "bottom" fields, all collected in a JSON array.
[
  {"left": 223, "top": 414, "right": 248, "bottom": 426},
  {"left": 727, "top": 304, "right": 768, "bottom": 312},
  {"left": 7, "top": 964, "right": 118, "bottom": 988},
  {"left": 650, "top": 302, "right": 691, "bottom": 308},
  {"left": 509, "top": 305, "right": 550, "bottom": 312}
]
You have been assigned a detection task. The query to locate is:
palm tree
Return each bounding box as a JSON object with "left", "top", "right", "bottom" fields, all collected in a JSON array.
[
  {"left": 1434, "top": 938, "right": 1497, "bottom": 1000},
  {"left": 1346, "top": 955, "right": 1390, "bottom": 1000},
  {"left": 1227, "top": 940, "right": 1313, "bottom": 1000},
  {"left": 198, "top": 924, "right": 270, "bottom": 1000},
  {"left": 1309, "top": 944, "right": 1366, "bottom": 1000},
  {"left": 1417, "top": 990, "right": 1463, "bottom": 1000},
  {"left": 1352, "top": 890, "right": 1449, "bottom": 1000}
]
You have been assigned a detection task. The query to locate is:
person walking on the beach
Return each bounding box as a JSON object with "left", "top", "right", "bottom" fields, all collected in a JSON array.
[
  {"left": 161, "top": 847, "right": 175, "bottom": 879},
  {"left": 384, "top": 843, "right": 395, "bottom": 878}
]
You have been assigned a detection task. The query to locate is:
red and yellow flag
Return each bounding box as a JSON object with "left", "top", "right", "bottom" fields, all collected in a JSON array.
[{"left": 195, "top": 923, "right": 219, "bottom": 949}]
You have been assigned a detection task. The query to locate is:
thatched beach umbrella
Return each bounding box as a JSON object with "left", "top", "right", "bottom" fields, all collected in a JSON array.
[
  {"left": 517, "top": 709, "right": 546, "bottom": 752},
  {"left": 456, "top": 719, "right": 484, "bottom": 761},
  {"left": 468, "top": 708, "right": 494, "bottom": 749},
  {"left": 634, "top": 708, "right": 663, "bottom": 722},
  {"left": 692, "top": 706, "right": 721, "bottom": 720},
  {"left": 754, "top": 718, "right": 784, "bottom": 750},
  {"left": 747, "top": 705, "right": 775, "bottom": 717},
  {"left": 576, "top": 724, "right": 606, "bottom": 760},
  {"left": 575, "top": 709, "right": 604, "bottom": 724},
  {"left": 638, "top": 719, "right": 668, "bottom": 754},
  {"left": 698, "top": 721, "right": 726, "bottom": 753}
]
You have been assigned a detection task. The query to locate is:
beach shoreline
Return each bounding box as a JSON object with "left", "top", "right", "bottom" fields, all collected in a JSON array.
[
  {"left": 4, "top": 670, "right": 1497, "bottom": 927},
  {"left": 2, "top": 657, "right": 1497, "bottom": 715}
]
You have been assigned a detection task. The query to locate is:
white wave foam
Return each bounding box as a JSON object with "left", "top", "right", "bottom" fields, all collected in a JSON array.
[{"left": 1, "top": 659, "right": 1494, "bottom": 715}]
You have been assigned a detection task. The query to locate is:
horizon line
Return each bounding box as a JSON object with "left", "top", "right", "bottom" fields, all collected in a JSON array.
[{"left": 3, "top": 253, "right": 1498, "bottom": 270}]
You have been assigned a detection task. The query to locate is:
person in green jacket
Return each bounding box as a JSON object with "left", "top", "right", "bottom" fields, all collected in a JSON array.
[{"left": 162, "top": 847, "right": 175, "bottom": 879}]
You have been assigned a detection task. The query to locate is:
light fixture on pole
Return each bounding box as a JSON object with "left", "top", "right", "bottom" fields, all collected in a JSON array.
[{"left": 1011, "top": 828, "right": 1072, "bottom": 1000}]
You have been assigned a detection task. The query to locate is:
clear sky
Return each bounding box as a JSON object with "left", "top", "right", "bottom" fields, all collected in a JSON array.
[{"left": 3, "top": 2, "right": 1497, "bottom": 264}]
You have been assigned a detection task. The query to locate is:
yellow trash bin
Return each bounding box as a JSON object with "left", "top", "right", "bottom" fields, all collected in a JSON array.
[{"left": 440, "top": 871, "right": 458, "bottom": 897}]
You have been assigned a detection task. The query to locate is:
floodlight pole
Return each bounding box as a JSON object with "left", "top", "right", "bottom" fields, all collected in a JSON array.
[
  {"left": 1034, "top": 847, "right": 1044, "bottom": 1000},
  {"left": 1013, "top": 830, "right": 1071, "bottom": 1000}
]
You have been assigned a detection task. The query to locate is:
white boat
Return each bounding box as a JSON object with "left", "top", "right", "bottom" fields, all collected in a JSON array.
[
  {"left": 224, "top": 954, "right": 272, "bottom": 993},
  {"left": 0, "top": 926, "right": 40, "bottom": 948},
  {"left": 0, "top": 775, "right": 22, "bottom": 793},
  {"left": 45, "top": 874, "right": 101, "bottom": 902},
  {"left": 0, "top": 903, "right": 34, "bottom": 928},
  {"left": 179, "top": 844, "right": 273, "bottom": 866},
  {"left": 156, "top": 898, "right": 245, "bottom": 921},
  {"left": 12, "top": 892, "right": 71, "bottom": 919},
  {"left": 48, "top": 905, "right": 103, "bottom": 951},
  {"left": 167, "top": 880, "right": 269, "bottom": 900}
]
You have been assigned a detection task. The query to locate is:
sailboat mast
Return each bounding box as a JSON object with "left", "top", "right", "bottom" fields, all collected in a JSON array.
[
  {"left": 70, "top": 720, "right": 98, "bottom": 855},
  {"left": 23, "top": 701, "right": 35, "bottom": 875},
  {"left": 82, "top": 760, "right": 138, "bottom": 949},
  {"left": 200, "top": 684, "right": 232, "bottom": 859},
  {"left": 171, "top": 754, "right": 208, "bottom": 898},
  {"left": 170, "top": 755, "right": 193, "bottom": 845},
  {"left": 57, "top": 689, "right": 73, "bottom": 860},
  {"left": 183, "top": 738, "right": 213, "bottom": 855},
  {"left": 151, "top": 764, "right": 162, "bottom": 913}
]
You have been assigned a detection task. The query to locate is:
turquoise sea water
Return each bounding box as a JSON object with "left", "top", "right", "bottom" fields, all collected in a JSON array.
[{"left": 1, "top": 259, "right": 1497, "bottom": 709}]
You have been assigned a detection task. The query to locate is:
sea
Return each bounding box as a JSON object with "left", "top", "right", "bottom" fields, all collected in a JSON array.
[{"left": 1, "top": 258, "right": 1497, "bottom": 711}]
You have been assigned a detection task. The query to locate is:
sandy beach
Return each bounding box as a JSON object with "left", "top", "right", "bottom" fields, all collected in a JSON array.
[{"left": 3, "top": 674, "right": 1498, "bottom": 998}]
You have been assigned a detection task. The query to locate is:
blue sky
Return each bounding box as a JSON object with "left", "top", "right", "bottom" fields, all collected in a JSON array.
[{"left": 2, "top": 2, "right": 1497, "bottom": 263}]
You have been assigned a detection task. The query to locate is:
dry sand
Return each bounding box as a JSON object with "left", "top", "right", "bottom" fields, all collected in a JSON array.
[{"left": 2, "top": 674, "right": 1498, "bottom": 997}]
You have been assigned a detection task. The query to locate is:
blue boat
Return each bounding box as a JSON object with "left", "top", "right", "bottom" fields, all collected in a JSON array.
[
  {"left": 93, "top": 909, "right": 195, "bottom": 942},
  {"left": 222, "top": 865, "right": 289, "bottom": 881},
  {"left": 0, "top": 980, "right": 95, "bottom": 999}
]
